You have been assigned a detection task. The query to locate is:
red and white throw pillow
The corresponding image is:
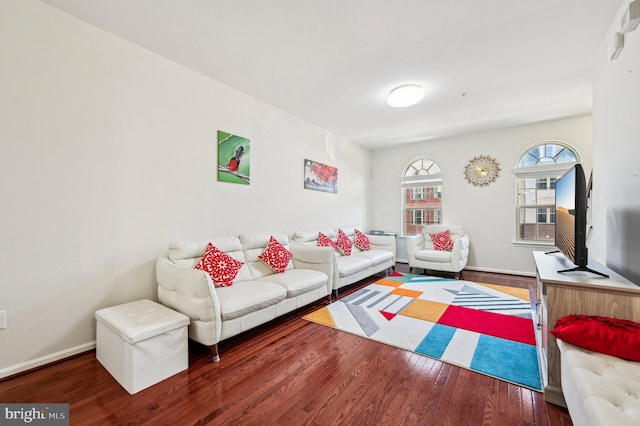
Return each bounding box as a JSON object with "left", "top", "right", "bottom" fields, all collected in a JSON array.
[
  {"left": 195, "top": 242, "right": 244, "bottom": 287},
  {"left": 336, "top": 229, "right": 353, "bottom": 256},
  {"left": 430, "top": 230, "right": 454, "bottom": 251},
  {"left": 258, "top": 236, "right": 293, "bottom": 274},
  {"left": 354, "top": 229, "right": 370, "bottom": 251},
  {"left": 318, "top": 232, "right": 336, "bottom": 248}
]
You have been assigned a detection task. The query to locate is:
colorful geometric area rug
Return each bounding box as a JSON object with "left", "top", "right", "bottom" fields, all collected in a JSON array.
[{"left": 304, "top": 273, "right": 542, "bottom": 391}]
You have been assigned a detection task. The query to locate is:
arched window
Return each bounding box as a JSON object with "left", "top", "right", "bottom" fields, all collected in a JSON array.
[
  {"left": 401, "top": 157, "right": 442, "bottom": 235},
  {"left": 515, "top": 142, "right": 580, "bottom": 243}
]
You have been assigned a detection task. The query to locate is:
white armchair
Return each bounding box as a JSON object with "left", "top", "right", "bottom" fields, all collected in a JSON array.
[{"left": 405, "top": 225, "right": 470, "bottom": 279}]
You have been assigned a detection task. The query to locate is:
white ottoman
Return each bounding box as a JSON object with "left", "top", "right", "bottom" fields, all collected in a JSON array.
[
  {"left": 95, "top": 299, "right": 190, "bottom": 394},
  {"left": 558, "top": 339, "right": 640, "bottom": 426}
]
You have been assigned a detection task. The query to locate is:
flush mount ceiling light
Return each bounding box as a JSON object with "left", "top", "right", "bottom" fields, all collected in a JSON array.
[{"left": 386, "top": 84, "right": 425, "bottom": 108}]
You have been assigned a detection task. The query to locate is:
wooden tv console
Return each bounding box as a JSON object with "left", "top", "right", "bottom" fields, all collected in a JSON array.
[{"left": 533, "top": 251, "right": 640, "bottom": 407}]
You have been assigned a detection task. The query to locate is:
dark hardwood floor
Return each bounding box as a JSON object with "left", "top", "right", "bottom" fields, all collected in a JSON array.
[{"left": 0, "top": 265, "right": 572, "bottom": 425}]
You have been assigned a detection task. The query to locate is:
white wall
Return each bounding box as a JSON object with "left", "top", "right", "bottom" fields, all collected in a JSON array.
[
  {"left": 370, "top": 116, "right": 593, "bottom": 274},
  {"left": 590, "top": 1, "right": 640, "bottom": 284},
  {"left": 0, "top": 0, "right": 370, "bottom": 375}
]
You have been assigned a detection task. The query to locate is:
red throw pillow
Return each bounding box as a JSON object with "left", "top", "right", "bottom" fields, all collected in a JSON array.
[
  {"left": 354, "top": 229, "right": 370, "bottom": 251},
  {"left": 336, "top": 229, "right": 353, "bottom": 256},
  {"left": 550, "top": 314, "right": 640, "bottom": 361},
  {"left": 318, "top": 232, "right": 336, "bottom": 248},
  {"left": 195, "top": 242, "right": 244, "bottom": 287},
  {"left": 430, "top": 229, "right": 454, "bottom": 251},
  {"left": 258, "top": 236, "right": 293, "bottom": 274}
]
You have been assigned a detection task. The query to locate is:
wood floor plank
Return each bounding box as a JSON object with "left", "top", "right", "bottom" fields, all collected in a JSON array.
[
  {"left": 0, "top": 265, "right": 572, "bottom": 425},
  {"left": 445, "top": 367, "right": 478, "bottom": 426}
]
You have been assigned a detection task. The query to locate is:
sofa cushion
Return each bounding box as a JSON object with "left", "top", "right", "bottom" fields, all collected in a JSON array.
[
  {"left": 551, "top": 314, "right": 640, "bottom": 362},
  {"left": 354, "top": 229, "right": 371, "bottom": 251},
  {"left": 337, "top": 255, "right": 372, "bottom": 277},
  {"left": 194, "top": 243, "right": 244, "bottom": 287},
  {"left": 216, "top": 281, "right": 287, "bottom": 321},
  {"left": 169, "top": 235, "right": 244, "bottom": 261},
  {"left": 239, "top": 233, "right": 293, "bottom": 279},
  {"left": 416, "top": 249, "right": 452, "bottom": 263},
  {"left": 356, "top": 249, "right": 393, "bottom": 266},
  {"left": 258, "top": 236, "right": 293, "bottom": 274},
  {"left": 336, "top": 229, "right": 353, "bottom": 256},
  {"left": 430, "top": 229, "right": 454, "bottom": 251},
  {"left": 168, "top": 236, "right": 253, "bottom": 282},
  {"left": 258, "top": 269, "right": 327, "bottom": 297},
  {"left": 318, "top": 232, "right": 336, "bottom": 248},
  {"left": 292, "top": 229, "right": 335, "bottom": 245}
]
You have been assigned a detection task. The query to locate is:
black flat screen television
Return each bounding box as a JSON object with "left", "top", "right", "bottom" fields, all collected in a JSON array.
[{"left": 550, "top": 164, "right": 608, "bottom": 278}]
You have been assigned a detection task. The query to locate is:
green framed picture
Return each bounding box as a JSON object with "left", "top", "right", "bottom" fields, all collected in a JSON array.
[{"left": 218, "top": 131, "right": 250, "bottom": 185}]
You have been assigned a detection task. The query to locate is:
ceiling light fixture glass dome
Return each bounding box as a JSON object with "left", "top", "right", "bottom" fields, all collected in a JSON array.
[{"left": 386, "top": 84, "right": 425, "bottom": 108}]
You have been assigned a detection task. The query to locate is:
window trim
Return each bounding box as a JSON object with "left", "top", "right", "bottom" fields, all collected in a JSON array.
[
  {"left": 412, "top": 209, "right": 424, "bottom": 225},
  {"left": 513, "top": 141, "right": 581, "bottom": 245},
  {"left": 512, "top": 162, "right": 577, "bottom": 179},
  {"left": 401, "top": 157, "right": 443, "bottom": 236}
]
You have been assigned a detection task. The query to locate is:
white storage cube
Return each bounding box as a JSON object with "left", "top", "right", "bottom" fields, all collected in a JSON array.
[{"left": 95, "top": 299, "right": 189, "bottom": 394}]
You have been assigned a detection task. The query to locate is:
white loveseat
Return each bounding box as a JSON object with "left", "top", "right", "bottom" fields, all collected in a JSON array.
[
  {"left": 405, "top": 224, "right": 469, "bottom": 279},
  {"left": 156, "top": 233, "right": 334, "bottom": 361},
  {"left": 291, "top": 227, "right": 396, "bottom": 296},
  {"left": 557, "top": 339, "right": 640, "bottom": 426}
]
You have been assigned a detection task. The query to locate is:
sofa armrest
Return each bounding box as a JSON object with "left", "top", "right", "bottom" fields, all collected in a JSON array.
[
  {"left": 405, "top": 234, "right": 424, "bottom": 265},
  {"left": 290, "top": 244, "right": 336, "bottom": 294},
  {"left": 367, "top": 234, "right": 397, "bottom": 263},
  {"left": 156, "top": 255, "right": 222, "bottom": 337}
]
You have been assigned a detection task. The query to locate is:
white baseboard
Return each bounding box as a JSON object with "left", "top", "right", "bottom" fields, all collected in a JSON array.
[
  {"left": 399, "top": 262, "right": 535, "bottom": 277},
  {"left": 464, "top": 265, "right": 536, "bottom": 277},
  {"left": 0, "top": 341, "right": 96, "bottom": 380}
]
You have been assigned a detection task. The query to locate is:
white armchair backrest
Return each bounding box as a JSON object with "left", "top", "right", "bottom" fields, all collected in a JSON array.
[{"left": 421, "top": 225, "right": 466, "bottom": 250}]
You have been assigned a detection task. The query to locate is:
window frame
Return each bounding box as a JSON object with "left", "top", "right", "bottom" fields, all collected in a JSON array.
[
  {"left": 401, "top": 157, "right": 443, "bottom": 236},
  {"left": 514, "top": 142, "right": 581, "bottom": 245},
  {"left": 412, "top": 209, "right": 424, "bottom": 225}
]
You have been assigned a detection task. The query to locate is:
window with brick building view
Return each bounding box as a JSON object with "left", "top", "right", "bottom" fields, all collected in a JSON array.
[
  {"left": 401, "top": 158, "right": 442, "bottom": 235},
  {"left": 515, "top": 142, "right": 579, "bottom": 243}
]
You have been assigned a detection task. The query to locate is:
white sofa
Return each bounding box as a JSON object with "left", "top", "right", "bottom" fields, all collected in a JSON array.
[
  {"left": 405, "top": 224, "right": 469, "bottom": 279},
  {"left": 156, "top": 233, "right": 334, "bottom": 361},
  {"left": 557, "top": 339, "right": 640, "bottom": 426},
  {"left": 291, "top": 227, "right": 396, "bottom": 296}
]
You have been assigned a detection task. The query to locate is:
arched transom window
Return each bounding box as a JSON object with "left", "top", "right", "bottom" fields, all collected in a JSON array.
[
  {"left": 518, "top": 143, "right": 578, "bottom": 167},
  {"left": 401, "top": 158, "right": 442, "bottom": 235}
]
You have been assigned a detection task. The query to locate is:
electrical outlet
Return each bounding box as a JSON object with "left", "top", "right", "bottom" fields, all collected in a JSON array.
[{"left": 0, "top": 311, "right": 6, "bottom": 329}]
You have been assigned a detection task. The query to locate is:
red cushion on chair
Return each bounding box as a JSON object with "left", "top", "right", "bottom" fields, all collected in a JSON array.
[
  {"left": 354, "top": 229, "right": 370, "bottom": 251},
  {"left": 258, "top": 236, "right": 293, "bottom": 274},
  {"left": 550, "top": 314, "right": 640, "bottom": 361},
  {"left": 430, "top": 229, "right": 454, "bottom": 251},
  {"left": 336, "top": 229, "right": 353, "bottom": 256},
  {"left": 195, "top": 243, "right": 244, "bottom": 287}
]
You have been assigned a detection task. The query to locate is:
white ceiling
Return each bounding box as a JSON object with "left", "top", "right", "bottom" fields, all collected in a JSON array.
[{"left": 40, "top": 0, "right": 622, "bottom": 150}]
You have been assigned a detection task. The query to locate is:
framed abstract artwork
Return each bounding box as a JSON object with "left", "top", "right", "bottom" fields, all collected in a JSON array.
[
  {"left": 304, "top": 159, "right": 338, "bottom": 193},
  {"left": 218, "top": 131, "right": 250, "bottom": 185}
]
